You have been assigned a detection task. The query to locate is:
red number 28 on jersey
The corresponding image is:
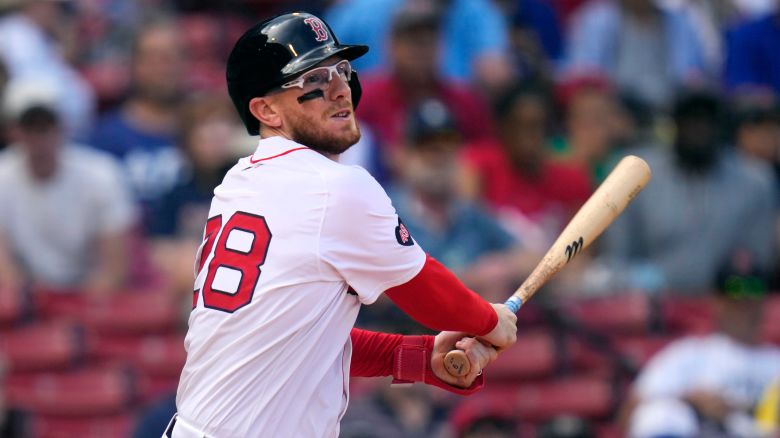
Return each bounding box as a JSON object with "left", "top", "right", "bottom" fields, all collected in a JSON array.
[{"left": 194, "top": 212, "right": 272, "bottom": 313}]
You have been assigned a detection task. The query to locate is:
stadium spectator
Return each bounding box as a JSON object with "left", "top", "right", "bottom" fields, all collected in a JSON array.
[
  {"left": 0, "top": 357, "right": 25, "bottom": 438},
  {"left": 0, "top": 59, "right": 8, "bottom": 151},
  {"left": 90, "top": 19, "right": 186, "bottom": 228},
  {"left": 623, "top": 254, "right": 780, "bottom": 437},
  {"left": 591, "top": 90, "right": 776, "bottom": 293},
  {"left": 498, "top": 0, "right": 565, "bottom": 79},
  {"left": 148, "top": 94, "right": 242, "bottom": 295},
  {"left": 730, "top": 93, "right": 780, "bottom": 284},
  {"left": 0, "top": 0, "right": 95, "bottom": 139},
  {"left": 0, "top": 79, "right": 134, "bottom": 295},
  {"left": 538, "top": 416, "right": 595, "bottom": 438},
  {"left": 357, "top": 3, "right": 497, "bottom": 171},
  {"left": 552, "top": 75, "right": 623, "bottom": 184},
  {"left": 725, "top": 9, "right": 780, "bottom": 95},
  {"left": 148, "top": 95, "right": 240, "bottom": 239},
  {"left": 565, "top": 0, "right": 709, "bottom": 109},
  {"left": 462, "top": 82, "right": 592, "bottom": 251},
  {"left": 732, "top": 92, "right": 780, "bottom": 169},
  {"left": 389, "top": 99, "right": 535, "bottom": 302},
  {"left": 340, "top": 384, "right": 451, "bottom": 438},
  {"left": 132, "top": 393, "right": 177, "bottom": 438},
  {"left": 325, "top": 0, "right": 513, "bottom": 91},
  {"left": 755, "top": 377, "right": 780, "bottom": 435},
  {"left": 458, "top": 416, "right": 518, "bottom": 438}
]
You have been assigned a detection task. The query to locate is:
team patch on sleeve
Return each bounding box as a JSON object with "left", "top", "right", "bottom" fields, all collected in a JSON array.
[{"left": 395, "top": 217, "right": 414, "bottom": 246}]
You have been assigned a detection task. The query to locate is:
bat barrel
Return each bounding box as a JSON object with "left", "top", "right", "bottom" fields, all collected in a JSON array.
[{"left": 442, "top": 155, "right": 651, "bottom": 379}]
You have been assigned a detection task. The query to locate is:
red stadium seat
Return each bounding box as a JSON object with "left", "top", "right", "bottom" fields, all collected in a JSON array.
[
  {"left": 514, "top": 376, "right": 614, "bottom": 421},
  {"left": 488, "top": 331, "right": 556, "bottom": 381},
  {"left": 761, "top": 295, "right": 780, "bottom": 345},
  {"left": 5, "top": 367, "right": 134, "bottom": 416},
  {"left": 88, "top": 333, "right": 186, "bottom": 377},
  {"left": 29, "top": 413, "right": 134, "bottom": 438},
  {"left": 0, "top": 323, "right": 82, "bottom": 372},
  {"left": 614, "top": 336, "right": 673, "bottom": 368},
  {"left": 450, "top": 376, "right": 614, "bottom": 427},
  {"left": 0, "top": 287, "right": 25, "bottom": 325},
  {"left": 33, "top": 291, "right": 180, "bottom": 334},
  {"left": 660, "top": 295, "right": 715, "bottom": 335},
  {"left": 564, "top": 294, "right": 651, "bottom": 334},
  {"left": 136, "top": 373, "right": 180, "bottom": 404},
  {"left": 565, "top": 337, "right": 611, "bottom": 372}
]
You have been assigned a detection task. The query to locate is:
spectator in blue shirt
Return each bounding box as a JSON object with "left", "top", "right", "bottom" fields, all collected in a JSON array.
[
  {"left": 148, "top": 95, "right": 242, "bottom": 296},
  {"left": 504, "top": 0, "right": 565, "bottom": 79},
  {"left": 389, "top": 99, "right": 535, "bottom": 302},
  {"left": 565, "top": 0, "right": 709, "bottom": 109},
  {"left": 325, "top": 0, "right": 513, "bottom": 91},
  {"left": 90, "top": 20, "right": 186, "bottom": 228},
  {"left": 724, "top": 11, "right": 780, "bottom": 95}
]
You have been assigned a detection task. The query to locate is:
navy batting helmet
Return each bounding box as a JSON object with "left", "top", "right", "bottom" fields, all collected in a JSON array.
[{"left": 226, "top": 12, "right": 368, "bottom": 135}]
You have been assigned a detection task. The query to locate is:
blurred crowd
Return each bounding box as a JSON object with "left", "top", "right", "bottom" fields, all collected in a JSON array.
[{"left": 0, "top": 0, "right": 779, "bottom": 436}]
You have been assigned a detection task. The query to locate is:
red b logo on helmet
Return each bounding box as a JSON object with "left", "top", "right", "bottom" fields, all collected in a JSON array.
[{"left": 304, "top": 18, "right": 329, "bottom": 42}]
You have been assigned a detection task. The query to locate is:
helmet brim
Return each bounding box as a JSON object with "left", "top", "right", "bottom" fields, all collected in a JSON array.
[{"left": 280, "top": 44, "right": 369, "bottom": 77}]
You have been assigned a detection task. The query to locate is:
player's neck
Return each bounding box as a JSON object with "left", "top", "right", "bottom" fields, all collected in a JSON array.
[{"left": 259, "top": 129, "right": 340, "bottom": 162}]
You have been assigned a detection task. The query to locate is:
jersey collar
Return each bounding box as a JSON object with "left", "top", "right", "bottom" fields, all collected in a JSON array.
[{"left": 248, "top": 136, "right": 311, "bottom": 164}]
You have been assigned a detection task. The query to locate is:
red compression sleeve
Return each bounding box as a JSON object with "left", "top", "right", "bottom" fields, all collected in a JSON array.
[
  {"left": 384, "top": 255, "right": 497, "bottom": 336},
  {"left": 349, "top": 328, "right": 402, "bottom": 377},
  {"left": 349, "top": 328, "right": 484, "bottom": 395}
]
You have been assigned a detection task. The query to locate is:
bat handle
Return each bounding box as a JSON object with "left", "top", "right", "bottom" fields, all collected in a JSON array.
[
  {"left": 443, "top": 296, "right": 525, "bottom": 377},
  {"left": 504, "top": 296, "right": 523, "bottom": 314}
]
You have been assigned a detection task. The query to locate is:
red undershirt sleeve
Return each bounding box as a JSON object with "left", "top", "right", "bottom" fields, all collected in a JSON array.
[
  {"left": 384, "top": 254, "right": 497, "bottom": 336},
  {"left": 349, "top": 328, "right": 484, "bottom": 395}
]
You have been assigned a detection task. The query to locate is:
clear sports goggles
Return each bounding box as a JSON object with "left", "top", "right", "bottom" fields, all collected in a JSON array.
[{"left": 281, "top": 59, "right": 353, "bottom": 93}]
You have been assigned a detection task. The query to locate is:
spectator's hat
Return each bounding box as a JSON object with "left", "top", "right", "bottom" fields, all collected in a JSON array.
[
  {"left": 672, "top": 89, "right": 722, "bottom": 121},
  {"left": 555, "top": 73, "right": 613, "bottom": 114},
  {"left": 1, "top": 78, "right": 61, "bottom": 125},
  {"left": 732, "top": 92, "right": 780, "bottom": 128},
  {"left": 715, "top": 251, "right": 769, "bottom": 300},
  {"left": 405, "top": 99, "right": 460, "bottom": 146}
]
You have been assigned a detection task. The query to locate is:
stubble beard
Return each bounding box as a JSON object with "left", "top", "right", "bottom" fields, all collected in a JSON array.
[{"left": 287, "top": 111, "right": 361, "bottom": 156}]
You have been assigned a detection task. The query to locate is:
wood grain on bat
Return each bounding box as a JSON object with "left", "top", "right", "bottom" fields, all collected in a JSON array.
[{"left": 443, "top": 155, "right": 651, "bottom": 378}]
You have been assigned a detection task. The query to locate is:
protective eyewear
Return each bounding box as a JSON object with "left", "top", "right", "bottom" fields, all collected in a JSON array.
[{"left": 281, "top": 60, "right": 353, "bottom": 93}]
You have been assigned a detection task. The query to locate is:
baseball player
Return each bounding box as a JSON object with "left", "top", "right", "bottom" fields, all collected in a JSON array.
[{"left": 166, "top": 12, "right": 518, "bottom": 438}]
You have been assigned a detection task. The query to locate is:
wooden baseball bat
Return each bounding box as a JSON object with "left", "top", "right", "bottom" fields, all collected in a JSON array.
[{"left": 444, "top": 155, "right": 652, "bottom": 377}]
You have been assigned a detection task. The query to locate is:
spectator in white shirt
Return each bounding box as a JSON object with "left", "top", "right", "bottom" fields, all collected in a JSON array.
[{"left": 0, "top": 78, "right": 134, "bottom": 296}]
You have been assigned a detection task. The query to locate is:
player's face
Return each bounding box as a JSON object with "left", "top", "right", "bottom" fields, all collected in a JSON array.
[{"left": 273, "top": 58, "right": 361, "bottom": 156}]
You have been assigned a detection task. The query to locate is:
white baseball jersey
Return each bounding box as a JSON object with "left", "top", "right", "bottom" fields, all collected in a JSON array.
[{"left": 175, "top": 136, "right": 426, "bottom": 437}]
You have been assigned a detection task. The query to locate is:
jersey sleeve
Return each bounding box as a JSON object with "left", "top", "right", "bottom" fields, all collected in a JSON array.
[{"left": 319, "top": 166, "right": 426, "bottom": 304}]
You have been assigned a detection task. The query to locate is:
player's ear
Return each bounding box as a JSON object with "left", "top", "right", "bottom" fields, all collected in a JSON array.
[{"left": 249, "top": 96, "right": 282, "bottom": 129}]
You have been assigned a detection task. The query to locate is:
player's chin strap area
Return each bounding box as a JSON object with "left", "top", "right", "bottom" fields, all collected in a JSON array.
[{"left": 294, "top": 71, "right": 363, "bottom": 109}]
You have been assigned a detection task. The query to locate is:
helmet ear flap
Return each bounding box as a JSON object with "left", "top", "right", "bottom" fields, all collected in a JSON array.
[{"left": 348, "top": 70, "right": 362, "bottom": 110}]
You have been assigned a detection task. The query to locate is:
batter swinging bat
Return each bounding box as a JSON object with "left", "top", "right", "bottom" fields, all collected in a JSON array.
[{"left": 444, "top": 155, "right": 652, "bottom": 377}]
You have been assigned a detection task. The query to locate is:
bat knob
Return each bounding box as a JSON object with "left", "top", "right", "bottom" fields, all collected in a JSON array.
[{"left": 444, "top": 350, "right": 470, "bottom": 377}]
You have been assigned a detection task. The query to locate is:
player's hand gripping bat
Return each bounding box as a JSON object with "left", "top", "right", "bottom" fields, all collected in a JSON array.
[{"left": 444, "top": 155, "right": 652, "bottom": 377}]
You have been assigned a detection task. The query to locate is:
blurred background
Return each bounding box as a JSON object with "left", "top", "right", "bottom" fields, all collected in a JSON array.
[{"left": 0, "top": 0, "right": 778, "bottom": 436}]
